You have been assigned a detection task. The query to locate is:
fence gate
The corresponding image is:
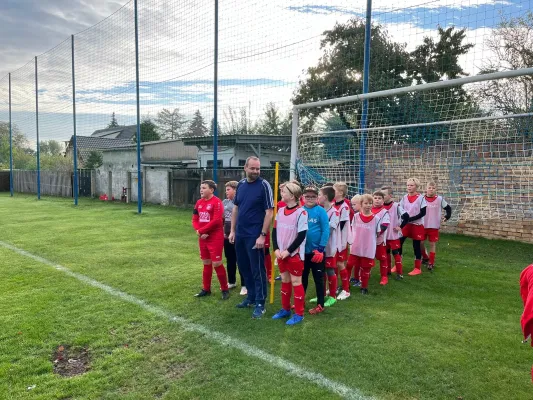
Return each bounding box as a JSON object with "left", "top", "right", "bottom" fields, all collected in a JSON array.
[{"left": 78, "top": 170, "right": 92, "bottom": 197}]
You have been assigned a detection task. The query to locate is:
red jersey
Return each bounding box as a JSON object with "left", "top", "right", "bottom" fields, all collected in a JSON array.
[{"left": 192, "top": 196, "right": 224, "bottom": 236}]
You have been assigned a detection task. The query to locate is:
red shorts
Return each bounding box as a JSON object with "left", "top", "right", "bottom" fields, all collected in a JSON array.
[
  {"left": 278, "top": 254, "right": 304, "bottom": 276},
  {"left": 352, "top": 255, "right": 374, "bottom": 269},
  {"left": 425, "top": 228, "right": 440, "bottom": 242},
  {"left": 375, "top": 243, "right": 387, "bottom": 261},
  {"left": 336, "top": 249, "right": 348, "bottom": 262},
  {"left": 199, "top": 236, "right": 224, "bottom": 261},
  {"left": 402, "top": 223, "right": 425, "bottom": 241},
  {"left": 264, "top": 231, "right": 271, "bottom": 247},
  {"left": 386, "top": 239, "right": 401, "bottom": 250},
  {"left": 347, "top": 254, "right": 358, "bottom": 268},
  {"left": 325, "top": 256, "right": 336, "bottom": 269}
]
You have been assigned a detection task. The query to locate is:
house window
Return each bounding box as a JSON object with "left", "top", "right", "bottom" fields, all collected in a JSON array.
[
  {"left": 238, "top": 159, "right": 246, "bottom": 167},
  {"left": 207, "top": 160, "right": 223, "bottom": 168}
]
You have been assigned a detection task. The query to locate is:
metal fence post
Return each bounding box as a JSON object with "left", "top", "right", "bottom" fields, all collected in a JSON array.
[
  {"left": 71, "top": 34, "right": 79, "bottom": 206},
  {"left": 134, "top": 0, "right": 142, "bottom": 214},
  {"left": 35, "top": 56, "right": 41, "bottom": 200}
]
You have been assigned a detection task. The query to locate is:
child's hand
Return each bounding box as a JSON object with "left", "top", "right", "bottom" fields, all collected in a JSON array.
[
  {"left": 275, "top": 249, "right": 282, "bottom": 259},
  {"left": 441, "top": 216, "right": 447, "bottom": 223},
  {"left": 200, "top": 234, "right": 209, "bottom": 240},
  {"left": 394, "top": 227, "right": 402, "bottom": 233},
  {"left": 196, "top": 230, "right": 201, "bottom": 236},
  {"left": 280, "top": 250, "right": 290, "bottom": 260}
]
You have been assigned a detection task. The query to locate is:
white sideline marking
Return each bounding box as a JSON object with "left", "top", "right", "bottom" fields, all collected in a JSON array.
[{"left": 0, "top": 240, "right": 372, "bottom": 400}]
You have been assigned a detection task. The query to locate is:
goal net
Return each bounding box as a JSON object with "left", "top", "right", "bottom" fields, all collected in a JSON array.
[{"left": 294, "top": 69, "right": 533, "bottom": 222}]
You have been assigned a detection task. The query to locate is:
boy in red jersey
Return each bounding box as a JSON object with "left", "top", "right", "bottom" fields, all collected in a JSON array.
[
  {"left": 351, "top": 194, "right": 388, "bottom": 294},
  {"left": 371, "top": 191, "right": 391, "bottom": 286},
  {"left": 381, "top": 186, "right": 409, "bottom": 280},
  {"left": 399, "top": 178, "right": 427, "bottom": 276},
  {"left": 421, "top": 181, "right": 452, "bottom": 271},
  {"left": 192, "top": 180, "right": 230, "bottom": 299},
  {"left": 333, "top": 182, "right": 352, "bottom": 300},
  {"left": 520, "top": 264, "right": 533, "bottom": 381}
]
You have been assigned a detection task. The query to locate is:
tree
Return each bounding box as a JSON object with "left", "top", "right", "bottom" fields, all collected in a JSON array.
[
  {"left": 107, "top": 112, "right": 119, "bottom": 128},
  {"left": 39, "top": 140, "right": 63, "bottom": 156},
  {"left": 292, "top": 19, "right": 478, "bottom": 141},
  {"left": 209, "top": 118, "right": 222, "bottom": 136},
  {"left": 478, "top": 12, "right": 533, "bottom": 116},
  {"left": 133, "top": 117, "right": 161, "bottom": 143},
  {"left": 255, "top": 103, "right": 292, "bottom": 135},
  {"left": 85, "top": 151, "right": 103, "bottom": 169},
  {"left": 155, "top": 108, "right": 187, "bottom": 139},
  {"left": 221, "top": 106, "right": 251, "bottom": 135},
  {"left": 185, "top": 110, "right": 208, "bottom": 137}
]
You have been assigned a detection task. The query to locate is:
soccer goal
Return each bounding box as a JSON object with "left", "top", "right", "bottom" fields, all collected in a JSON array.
[{"left": 290, "top": 68, "right": 533, "bottom": 222}]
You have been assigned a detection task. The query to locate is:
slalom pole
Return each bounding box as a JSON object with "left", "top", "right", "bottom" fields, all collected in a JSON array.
[{"left": 269, "top": 162, "right": 280, "bottom": 304}]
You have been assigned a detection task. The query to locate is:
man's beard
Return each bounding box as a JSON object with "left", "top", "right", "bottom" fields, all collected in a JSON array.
[{"left": 247, "top": 172, "right": 259, "bottom": 181}]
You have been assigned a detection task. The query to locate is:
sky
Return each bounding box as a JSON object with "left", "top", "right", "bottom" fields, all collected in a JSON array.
[{"left": 0, "top": 0, "right": 530, "bottom": 146}]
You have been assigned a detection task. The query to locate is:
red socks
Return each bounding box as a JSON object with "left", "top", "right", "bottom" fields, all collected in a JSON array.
[
  {"left": 346, "top": 263, "right": 354, "bottom": 283},
  {"left": 214, "top": 265, "right": 229, "bottom": 291},
  {"left": 293, "top": 284, "right": 305, "bottom": 316},
  {"left": 388, "top": 253, "right": 393, "bottom": 274},
  {"left": 265, "top": 252, "right": 272, "bottom": 282},
  {"left": 379, "top": 260, "right": 388, "bottom": 279},
  {"left": 422, "top": 249, "right": 429, "bottom": 260},
  {"left": 281, "top": 282, "right": 292, "bottom": 311},
  {"left": 429, "top": 252, "right": 436, "bottom": 265},
  {"left": 360, "top": 266, "right": 372, "bottom": 289},
  {"left": 394, "top": 254, "right": 403, "bottom": 275},
  {"left": 340, "top": 269, "right": 350, "bottom": 292},
  {"left": 415, "top": 259, "right": 422, "bottom": 270},
  {"left": 202, "top": 264, "right": 213, "bottom": 291},
  {"left": 327, "top": 273, "right": 337, "bottom": 298},
  {"left": 353, "top": 264, "right": 361, "bottom": 282}
]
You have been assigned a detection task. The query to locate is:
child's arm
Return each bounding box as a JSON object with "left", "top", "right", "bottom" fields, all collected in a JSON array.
[
  {"left": 442, "top": 198, "right": 452, "bottom": 220},
  {"left": 285, "top": 211, "right": 308, "bottom": 255},
  {"left": 318, "top": 209, "right": 330, "bottom": 251},
  {"left": 192, "top": 202, "right": 201, "bottom": 232}
]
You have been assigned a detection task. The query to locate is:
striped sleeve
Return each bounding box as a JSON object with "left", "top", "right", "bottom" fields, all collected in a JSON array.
[{"left": 261, "top": 179, "right": 274, "bottom": 210}]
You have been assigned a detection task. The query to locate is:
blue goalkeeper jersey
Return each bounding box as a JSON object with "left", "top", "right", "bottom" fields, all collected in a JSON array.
[{"left": 303, "top": 205, "right": 330, "bottom": 254}]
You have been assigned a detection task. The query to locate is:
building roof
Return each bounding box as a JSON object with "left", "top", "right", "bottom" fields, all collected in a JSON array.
[
  {"left": 181, "top": 134, "right": 292, "bottom": 147},
  {"left": 91, "top": 125, "right": 137, "bottom": 140},
  {"left": 68, "top": 136, "right": 134, "bottom": 164}
]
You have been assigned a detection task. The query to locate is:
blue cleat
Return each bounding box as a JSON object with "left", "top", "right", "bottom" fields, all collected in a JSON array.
[
  {"left": 236, "top": 299, "right": 254, "bottom": 308},
  {"left": 286, "top": 314, "right": 304, "bottom": 326},
  {"left": 252, "top": 304, "right": 266, "bottom": 319},
  {"left": 272, "top": 308, "right": 291, "bottom": 320}
]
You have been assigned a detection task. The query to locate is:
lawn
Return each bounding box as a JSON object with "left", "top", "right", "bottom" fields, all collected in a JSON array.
[{"left": 0, "top": 194, "right": 532, "bottom": 400}]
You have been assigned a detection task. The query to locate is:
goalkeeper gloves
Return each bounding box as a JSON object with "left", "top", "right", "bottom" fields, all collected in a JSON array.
[{"left": 311, "top": 246, "right": 325, "bottom": 263}]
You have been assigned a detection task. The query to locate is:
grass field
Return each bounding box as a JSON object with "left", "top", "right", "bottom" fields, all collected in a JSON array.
[{"left": 0, "top": 194, "right": 532, "bottom": 400}]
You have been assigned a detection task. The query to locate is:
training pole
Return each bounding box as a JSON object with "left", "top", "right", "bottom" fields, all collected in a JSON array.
[{"left": 269, "top": 162, "right": 279, "bottom": 304}]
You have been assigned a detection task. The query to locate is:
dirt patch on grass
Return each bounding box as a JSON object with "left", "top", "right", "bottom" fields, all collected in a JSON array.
[
  {"left": 165, "top": 361, "right": 193, "bottom": 380},
  {"left": 51, "top": 345, "right": 90, "bottom": 377}
]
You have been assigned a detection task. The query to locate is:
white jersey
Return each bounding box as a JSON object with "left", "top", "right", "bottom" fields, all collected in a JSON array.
[
  {"left": 371, "top": 207, "right": 390, "bottom": 245},
  {"left": 350, "top": 213, "right": 382, "bottom": 259},
  {"left": 383, "top": 202, "right": 406, "bottom": 241},
  {"left": 400, "top": 194, "right": 427, "bottom": 226},
  {"left": 325, "top": 206, "right": 340, "bottom": 258},
  {"left": 424, "top": 195, "right": 449, "bottom": 229},
  {"left": 275, "top": 206, "right": 308, "bottom": 260},
  {"left": 334, "top": 200, "right": 350, "bottom": 252}
]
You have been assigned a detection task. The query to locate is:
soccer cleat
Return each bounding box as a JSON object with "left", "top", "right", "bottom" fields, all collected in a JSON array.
[
  {"left": 379, "top": 277, "right": 388, "bottom": 286},
  {"left": 428, "top": 263, "right": 435, "bottom": 272},
  {"left": 336, "top": 286, "right": 342, "bottom": 296},
  {"left": 236, "top": 299, "right": 254, "bottom": 308},
  {"left": 391, "top": 266, "right": 397, "bottom": 274},
  {"left": 252, "top": 304, "right": 266, "bottom": 319},
  {"left": 194, "top": 289, "right": 211, "bottom": 297},
  {"left": 395, "top": 274, "right": 404, "bottom": 280},
  {"left": 309, "top": 297, "right": 318, "bottom": 303},
  {"left": 221, "top": 290, "right": 230, "bottom": 300},
  {"left": 422, "top": 258, "right": 430, "bottom": 265},
  {"left": 337, "top": 290, "right": 351, "bottom": 300},
  {"left": 275, "top": 275, "right": 282, "bottom": 281},
  {"left": 228, "top": 283, "right": 237, "bottom": 289},
  {"left": 286, "top": 314, "right": 304, "bottom": 325},
  {"left": 324, "top": 297, "right": 337, "bottom": 307},
  {"left": 239, "top": 286, "right": 247, "bottom": 296},
  {"left": 360, "top": 288, "right": 369, "bottom": 295},
  {"left": 351, "top": 280, "right": 361, "bottom": 287},
  {"left": 408, "top": 268, "right": 422, "bottom": 276},
  {"left": 309, "top": 304, "right": 325, "bottom": 315},
  {"left": 350, "top": 277, "right": 357, "bottom": 284},
  {"left": 272, "top": 308, "right": 291, "bottom": 319}
]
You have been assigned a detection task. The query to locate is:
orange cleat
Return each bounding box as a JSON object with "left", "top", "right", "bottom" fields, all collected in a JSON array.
[
  {"left": 408, "top": 268, "right": 422, "bottom": 276},
  {"left": 391, "top": 266, "right": 397, "bottom": 274},
  {"left": 379, "top": 277, "right": 388, "bottom": 286}
]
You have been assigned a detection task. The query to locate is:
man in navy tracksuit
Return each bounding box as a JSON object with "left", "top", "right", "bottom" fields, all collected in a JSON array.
[{"left": 229, "top": 156, "right": 274, "bottom": 319}]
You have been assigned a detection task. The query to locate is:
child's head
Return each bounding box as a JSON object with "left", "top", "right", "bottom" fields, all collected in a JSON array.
[
  {"left": 225, "top": 181, "right": 238, "bottom": 199},
  {"left": 406, "top": 177, "right": 420, "bottom": 194},
  {"left": 372, "top": 190, "right": 385, "bottom": 207},
  {"left": 303, "top": 186, "right": 319, "bottom": 208},
  {"left": 351, "top": 195, "right": 362, "bottom": 212},
  {"left": 360, "top": 194, "right": 373, "bottom": 214},
  {"left": 333, "top": 182, "right": 348, "bottom": 201},
  {"left": 319, "top": 186, "right": 336, "bottom": 206},
  {"left": 426, "top": 181, "right": 437, "bottom": 197},
  {"left": 281, "top": 181, "right": 302, "bottom": 204},
  {"left": 200, "top": 180, "right": 217, "bottom": 199},
  {"left": 380, "top": 186, "right": 393, "bottom": 203},
  {"left": 323, "top": 182, "right": 335, "bottom": 187}
]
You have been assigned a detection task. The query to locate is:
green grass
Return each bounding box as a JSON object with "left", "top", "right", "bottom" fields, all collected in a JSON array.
[{"left": 0, "top": 193, "right": 532, "bottom": 400}]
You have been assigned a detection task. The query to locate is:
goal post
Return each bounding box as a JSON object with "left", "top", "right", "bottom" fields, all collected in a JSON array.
[{"left": 290, "top": 67, "right": 533, "bottom": 221}]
